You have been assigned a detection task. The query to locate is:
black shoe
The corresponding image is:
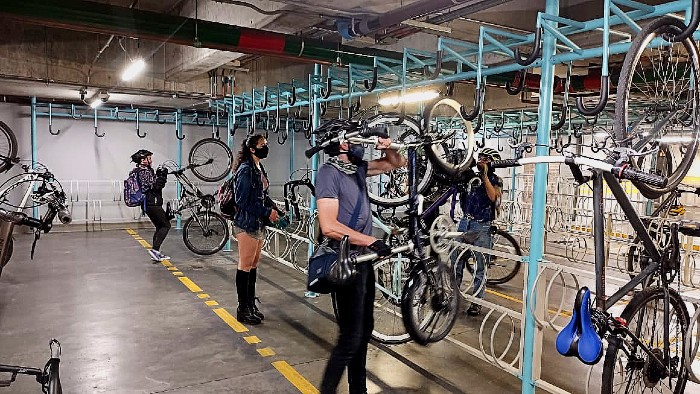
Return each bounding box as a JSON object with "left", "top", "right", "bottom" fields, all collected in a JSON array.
[
  {"left": 467, "top": 303, "right": 482, "bottom": 316},
  {"left": 251, "top": 297, "right": 265, "bottom": 320},
  {"left": 237, "top": 305, "right": 262, "bottom": 325}
]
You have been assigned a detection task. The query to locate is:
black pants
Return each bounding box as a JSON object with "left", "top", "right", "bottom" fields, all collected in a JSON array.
[
  {"left": 321, "top": 263, "right": 375, "bottom": 394},
  {"left": 145, "top": 205, "right": 171, "bottom": 251}
]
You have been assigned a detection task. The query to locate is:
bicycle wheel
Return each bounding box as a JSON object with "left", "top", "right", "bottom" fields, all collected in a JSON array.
[
  {"left": 0, "top": 121, "right": 17, "bottom": 173},
  {"left": 601, "top": 287, "right": 689, "bottom": 393},
  {"left": 424, "top": 98, "right": 476, "bottom": 179},
  {"left": 373, "top": 250, "right": 412, "bottom": 344},
  {"left": 43, "top": 358, "right": 62, "bottom": 394},
  {"left": 401, "top": 259, "right": 459, "bottom": 345},
  {"left": 182, "top": 212, "right": 229, "bottom": 255},
  {"left": 486, "top": 229, "right": 523, "bottom": 285},
  {"left": 189, "top": 138, "right": 232, "bottom": 182},
  {"left": 614, "top": 16, "right": 700, "bottom": 199},
  {"left": 365, "top": 113, "right": 433, "bottom": 207}
]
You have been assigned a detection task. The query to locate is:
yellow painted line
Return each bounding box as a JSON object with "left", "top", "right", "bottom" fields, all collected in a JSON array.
[
  {"left": 213, "top": 308, "right": 248, "bottom": 333},
  {"left": 161, "top": 260, "right": 173, "bottom": 267},
  {"left": 173, "top": 272, "right": 184, "bottom": 276},
  {"left": 197, "top": 293, "right": 210, "bottom": 299},
  {"left": 178, "top": 277, "right": 202, "bottom": 292},
  {"left": 167, "top": 267, "right": 178, "bottom": 271},
  {"left": 257, "top": 348, "right": 276, "bottom": 357},
  {"left": 486, "top": 289, "right": 572, "bottom": 318},
  {"left": 161, "top": 259, "right": 171, "bottom": 264},
  {"left": 126, "top": 229, "right": 137, "bottom": 235},
  {"left": 138, "top": 240, "right": 152, "bottom": 248},
  {"left": 272, "top": 361, "right": 319, "bottom": 394},
  {"left": 244, "top": 336, "right": 261, "bottom": 344},
  {"left": 205, "top": 300, "right": 219, "bottom": 307}
]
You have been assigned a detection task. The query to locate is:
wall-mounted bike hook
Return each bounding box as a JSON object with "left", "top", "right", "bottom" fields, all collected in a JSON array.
[{"left": 48, "top": 103, "right": 60, "bottom": 135}]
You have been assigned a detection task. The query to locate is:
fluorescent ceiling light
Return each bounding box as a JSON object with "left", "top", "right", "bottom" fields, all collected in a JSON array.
[
  {"left": 378, "top": 91, "right": 439, "bottom": 106},
  {"left": 89, "top": 97, "right": 102, "bottom": 109},
  {"left": 657, "top": 135, "right": 694, "bottom": 143},
  {"left": 122, "top": 58, "right": 146, "bottom": 81}
]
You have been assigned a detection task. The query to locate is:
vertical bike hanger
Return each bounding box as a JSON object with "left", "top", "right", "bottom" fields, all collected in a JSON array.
[
  {"left": 214, "top": 107, "right": 221, "bottom": 139},
  {"left": 364, "top": 65, "right": 378, "bottom": 92},
  {"left": 175, "top": 111, "right": 185, "bottom": 140},
  {"left": 136, "top": 108, "right": 147, "bottom": 138},
  {"left": 94, "top": 107, "right": 105, "bottom": 137},
  {"left": 552, "top": 62, "right": 572, "bottom": 132},
  {"left": 576, "top": 3, "right": 609, "bottom": 116},
  {"left": 505, "top": 69, "right": 527, "bottom": 95},
  {"left": 273, "top": 84, "right": 281, "bottom": 134},
  {"left": 48, "top": 103, "right": 60, "bottom": 135}
]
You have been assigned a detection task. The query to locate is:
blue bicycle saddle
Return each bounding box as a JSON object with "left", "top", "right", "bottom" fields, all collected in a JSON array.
[
  {"left": 555, "top": 287, "right": 603, "bottom": 365},
  {"left": 556, "top": 287, "right": 585, "bottom": 357}
]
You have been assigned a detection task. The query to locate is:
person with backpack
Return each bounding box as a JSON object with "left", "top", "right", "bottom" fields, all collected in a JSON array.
[
  {"left": 232, "top": 134, "right": 281, "bottom": 325},
  {"left": 128, "top": 149, "right": 171, "bottom": 262}
]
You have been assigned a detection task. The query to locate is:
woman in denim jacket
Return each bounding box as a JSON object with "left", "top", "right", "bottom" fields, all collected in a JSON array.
[{"left": 232, "top": 134, "right": 279, "bottom": 325}]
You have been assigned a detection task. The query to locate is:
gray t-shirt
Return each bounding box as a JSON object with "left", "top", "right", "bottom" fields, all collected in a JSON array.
[{"left": 315, "top": 161, "right": 372, "bottom": 236}]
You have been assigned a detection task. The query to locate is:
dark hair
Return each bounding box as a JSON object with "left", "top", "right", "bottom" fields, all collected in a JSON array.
[{"left": 233, "top": 134, "right": 265, "bottom": 172}]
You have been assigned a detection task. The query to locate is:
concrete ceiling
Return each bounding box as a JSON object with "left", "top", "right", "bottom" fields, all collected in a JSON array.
[{"left": 0, "top": 0, "right": 644, "bottom": 108}]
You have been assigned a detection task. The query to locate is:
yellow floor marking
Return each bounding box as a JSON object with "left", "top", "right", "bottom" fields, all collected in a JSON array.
[
  {"left": 272, "top": 361, "right": 320, "bottom": 394},
  {"left": 178, "top": 277, "right": 202, "bottom": 292},
  {"left": 244, "top": 336, "right": 261, "bottom": 344},
  {"left": 161, "top": 259, "right": 171, "bottom": 264},
  {"left": 213, "top": 308, "right": 248, "bottom": 333},
  {"left": 167, "top": 267, "right": 178, "bottom": 271},
  {"left": 205, "top": 300, "right": 219, "bottom": 306},
  {"left": 138, "top": 240, "right": 152, "bottom": 248},
  {"left": 161, "top": 260, "right": 172, "bottom": 267},
  {"left": 126, "top": 229, "right": 137, "bottom": 235},
  {"left": 173, "top": 272, "right": 184, "bottom": 276},
  {"left": 486, "top": 289, "right": 572, "bottom": 318},
  {"left": 257, "top": 348, "right": 276, "bottom": 357},
  {"left": 197, "top": 293, "right": 210, "bottom": 299}
]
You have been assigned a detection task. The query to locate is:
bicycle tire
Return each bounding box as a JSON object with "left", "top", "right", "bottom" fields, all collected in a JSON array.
[
  {"left": 365, "top": 114, "right": 434, "bottom": 207},
  {"left": 44, "top": 358, "right": 62, "bottom": 394},
  {"left": 486, "top": 229, "right": 522, "bottom": 285},
  {"left": 0, "top": 121, "right": 17, "bottom": 173},
  {"left": 372, "top": 253, "right": 412, "bottom": 344},
  {"left": 188, "top": 138, "right": 232, "bottom": 182},
  {"left": 601, "top": 286, "right": 689, "bottom": 393},
  {"left": 0, "top": 236, "right": 13, "bottom": 278},
  {"left": 614, "top": 16, "right": 700, "bottom": 199},
  {"left": 423, "top": 98, "right": 476, "bottom": 179},
  {"left": 182, "top": 212, "right": 229, "bottom": 255},
  {"left": 401, "top": 260, "right": 459, "bottom": 345}
]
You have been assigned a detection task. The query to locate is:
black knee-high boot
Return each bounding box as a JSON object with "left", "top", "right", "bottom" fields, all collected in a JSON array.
[
  {"left": 248, "top": 268, "right": 264, "bottom": 320},
  {"left": 236, "top": 269, "right": 261, "bottom": 325}
]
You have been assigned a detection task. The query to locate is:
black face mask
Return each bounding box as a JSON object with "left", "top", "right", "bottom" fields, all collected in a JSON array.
[
  {"left": 346, "top": 144, "right": 364, "bottom": 165},
  {"left": 253, "top": 145, "right": 269, "bottom": 159}
]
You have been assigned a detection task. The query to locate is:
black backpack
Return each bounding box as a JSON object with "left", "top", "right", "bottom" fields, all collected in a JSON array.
[{"left": 217, "top": 176, "right": 237, "bottom": 219}]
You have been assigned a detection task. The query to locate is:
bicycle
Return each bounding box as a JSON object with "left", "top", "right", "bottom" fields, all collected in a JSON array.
[
  {"left": 307, "top": 98, "right": 476, "bottom": 345},
  {"left": 0, "top": 163, "right": 71, "bottom": 278},
  {"left": 492, "top": 148, "right": 693, "bottom": 393},
  {"left": 163, "top": 160, "right": 229, "bottom": 255},
  {"left": 0, "top": 338, "right": 62, "bottom": 394}
]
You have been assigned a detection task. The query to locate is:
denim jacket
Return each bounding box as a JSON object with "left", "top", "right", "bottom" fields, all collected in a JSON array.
[{"left": 233, "top": 160, "right": 272, "bottom": 232}]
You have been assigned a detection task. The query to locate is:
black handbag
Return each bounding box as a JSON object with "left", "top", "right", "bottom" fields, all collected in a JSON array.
[{"left": 306, "top": 170, "right": 365, "bottom": 294}]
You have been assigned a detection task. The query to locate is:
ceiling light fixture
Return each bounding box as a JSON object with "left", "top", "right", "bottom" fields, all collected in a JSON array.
[
  {"left": 378, "top": 90, "right": 439, "bottom": 106},
  {"left": 122, "top": 58, "right": 146, "bottom": 81},
  {"left": 89, "top": 91, "right": 110, "bottom": 108}
]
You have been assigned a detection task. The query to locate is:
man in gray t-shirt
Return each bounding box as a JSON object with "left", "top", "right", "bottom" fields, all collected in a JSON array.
[{"left": 315, "top": 134, "right": 405, "bottom": 394}]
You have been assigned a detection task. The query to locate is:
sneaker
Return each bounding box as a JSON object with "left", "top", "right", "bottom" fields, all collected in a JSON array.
[
  {"left": 155, "top": 251, "right": 171, "bottom": 261},
  {"left": 467, "top": 303, "right": 482, "bottom": 316},
  {"left": 148, "top": 249, "right": 160, "bottom": 262},
  {"left": 304, "top": 291, "right": 320, "bottom": 298}
]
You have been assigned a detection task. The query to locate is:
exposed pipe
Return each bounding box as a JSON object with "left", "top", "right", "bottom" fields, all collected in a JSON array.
[
  {"left": 0, "top": 0, "right": 400, "bottom": 66},
  {"left": 86, "top": 0, "right": 138, "bottom": 85}
]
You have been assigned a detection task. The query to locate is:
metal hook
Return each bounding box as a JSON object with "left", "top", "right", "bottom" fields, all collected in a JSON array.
[
  {"left": 576, "top": 75, "right": 609, "bottom": 116},
  {"left": 505, "top": 69, "right": 526, "bottom": 95},
  {"left": 514, "top": 27, "right": 542, "bottom": 66},
  {"left": 364, "top": 66, "right": 378, "bottom": 92},
  {"left": 70, "top": 104, "right": 82, "bottom": 120},
  {"left": 94, "top": 108, "right": 105, "bottom": 138},
  {"left": 551, "top": 105, "right": 568, "bottom": 131},
  {"left": 572, "top": 123, "right": 584, "bottom": 138},
  {"left": 156, "top": 110, "right": 166, "bottom": 124},
  {"left": 320, "top": 77, "right": 332, "bottom": 99},
  {"left": 497, "top": 137, "right": 504, "bottom": 152},
  {"left": 445, "top": 81, "right": 455, "bottom": 97},
  {"left": 320, "top": 101, "right": 327, "bottom": 116},
  {"left": 473, "top": 113, "right": 484, "bottom": 136},
  {"left": 493, "top": 113, "right": 505, "bottom": 134},
  {"left": 195, "top": 112, "right": 206, "bottom": 127},
  {"left": 423, "top": 49, "right": 443, "bottom": 79},
  {"left": 349, "top": 98, "right": 361, "bottom": 119},
  {"left": 48, "top": 103, "right": 60, "bottom": 135},
  {"left": 262, "top": 88, "right": 269, "bottom": 109},
  {"left": 287, "top": 81, "right": 297, "bottom": 106},
  {"left": 136, "top": 109, "right": 147, "bottom": 138},
  {"left": 460, "top": 84, "right": 482, "bottom": 121},
  {"left": 175, "top": 112, "right": 185, "bottom": 140}
]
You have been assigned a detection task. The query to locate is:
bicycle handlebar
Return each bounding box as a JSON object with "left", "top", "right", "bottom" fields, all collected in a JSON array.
[
  {"left": 304, "top": 126, "right": 391, "bottom": 158},
  {"left": 351, "top": 242, "right": 415, "bottom": 264},
  {"left": 490, "top": 156, "right": 668, "bottom": 188}
]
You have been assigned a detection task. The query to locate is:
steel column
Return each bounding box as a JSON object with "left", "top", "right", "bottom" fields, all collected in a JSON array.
[
  {"left": 176, "top": 109, "right": 183, "bottom": 230},
  {"left": 31, "top": 96, "right": 38, "bottom": 219}
]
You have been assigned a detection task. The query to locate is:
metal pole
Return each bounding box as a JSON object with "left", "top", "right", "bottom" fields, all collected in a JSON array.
[
  {"left": 309, "top": 65, "right": 321, "bottom": 258},
  {"left": 522, "top": 0, "right": 558, "bottom": 392},
  {"left": 176, "top": 109, "right": 183, "bottom": 230},
  {"left": 224, "top": 102, "right": 234, "bottom": 252},
  {"left": 31, "top": 96, "right": 38, "bottom": 219}
]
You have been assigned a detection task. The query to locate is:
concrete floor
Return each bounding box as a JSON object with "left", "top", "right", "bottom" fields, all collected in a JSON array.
[{"left": 1, "top": 229, "right": 696, "bottom": 393}]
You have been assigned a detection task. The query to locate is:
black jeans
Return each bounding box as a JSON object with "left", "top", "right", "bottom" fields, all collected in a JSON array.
[
  {"left": 321, "top": 263, "right": 375, "bottom": 394},
  {"left": 145, "top": 205, "right": 171, "bottom": 251}
]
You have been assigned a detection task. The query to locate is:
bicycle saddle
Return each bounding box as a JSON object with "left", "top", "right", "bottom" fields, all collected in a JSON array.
[{"left": 556, "top": 287, "right": 603, "bottom": 365}]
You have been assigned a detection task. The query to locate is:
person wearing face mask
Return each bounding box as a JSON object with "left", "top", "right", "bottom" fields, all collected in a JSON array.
[
  {"left": 315, "top": 131, "right": 406, "bottom": 394},
  {"left": 232, "top": 134, "right": 280, "bottom": 325}
]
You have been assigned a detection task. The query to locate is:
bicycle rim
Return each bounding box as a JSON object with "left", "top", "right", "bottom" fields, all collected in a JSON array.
[
  {"left": 401, "top": 261, "right": 459, "bottom": 345},
  {"left": 424, "top": 98, "right": 476, "bottom": 179},
  {"left": 189, "top": 138, "right": 232, "bottom": 182},
  {"left": 373, "top": 255, "right": 411, "bottom": 344},
  {"left": 486, "top": 229, "right": 522, "bottom": 285},
  {"left": 365, "top": 114, "right": 433, "bottom": 208},
  {"left": 183, "top": 212, "right": 228, "bottom": 255},
  {"left": 602, "top": 287, "right": 689, "bottom": 393},
  {"left": 0, "top": 121, "right": 17, "bottom": 173},
  {"left": 614, "top": 16, "right": 700, "bottom": 199}
]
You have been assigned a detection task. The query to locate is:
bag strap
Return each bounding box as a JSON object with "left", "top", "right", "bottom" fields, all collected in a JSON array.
[{"left": 347, "top": 169, "right": 366, "bottom": 229}]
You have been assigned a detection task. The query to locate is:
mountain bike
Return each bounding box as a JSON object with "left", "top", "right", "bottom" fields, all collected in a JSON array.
[
  {"left": 164, "top": 160, "right": 229, "bottom": 255},
  {"left": 0, "top": 163, "right": 71, "bottom": 278},
  {"left": 493, "top": 149, "right": 692, "bottom": 393}
]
